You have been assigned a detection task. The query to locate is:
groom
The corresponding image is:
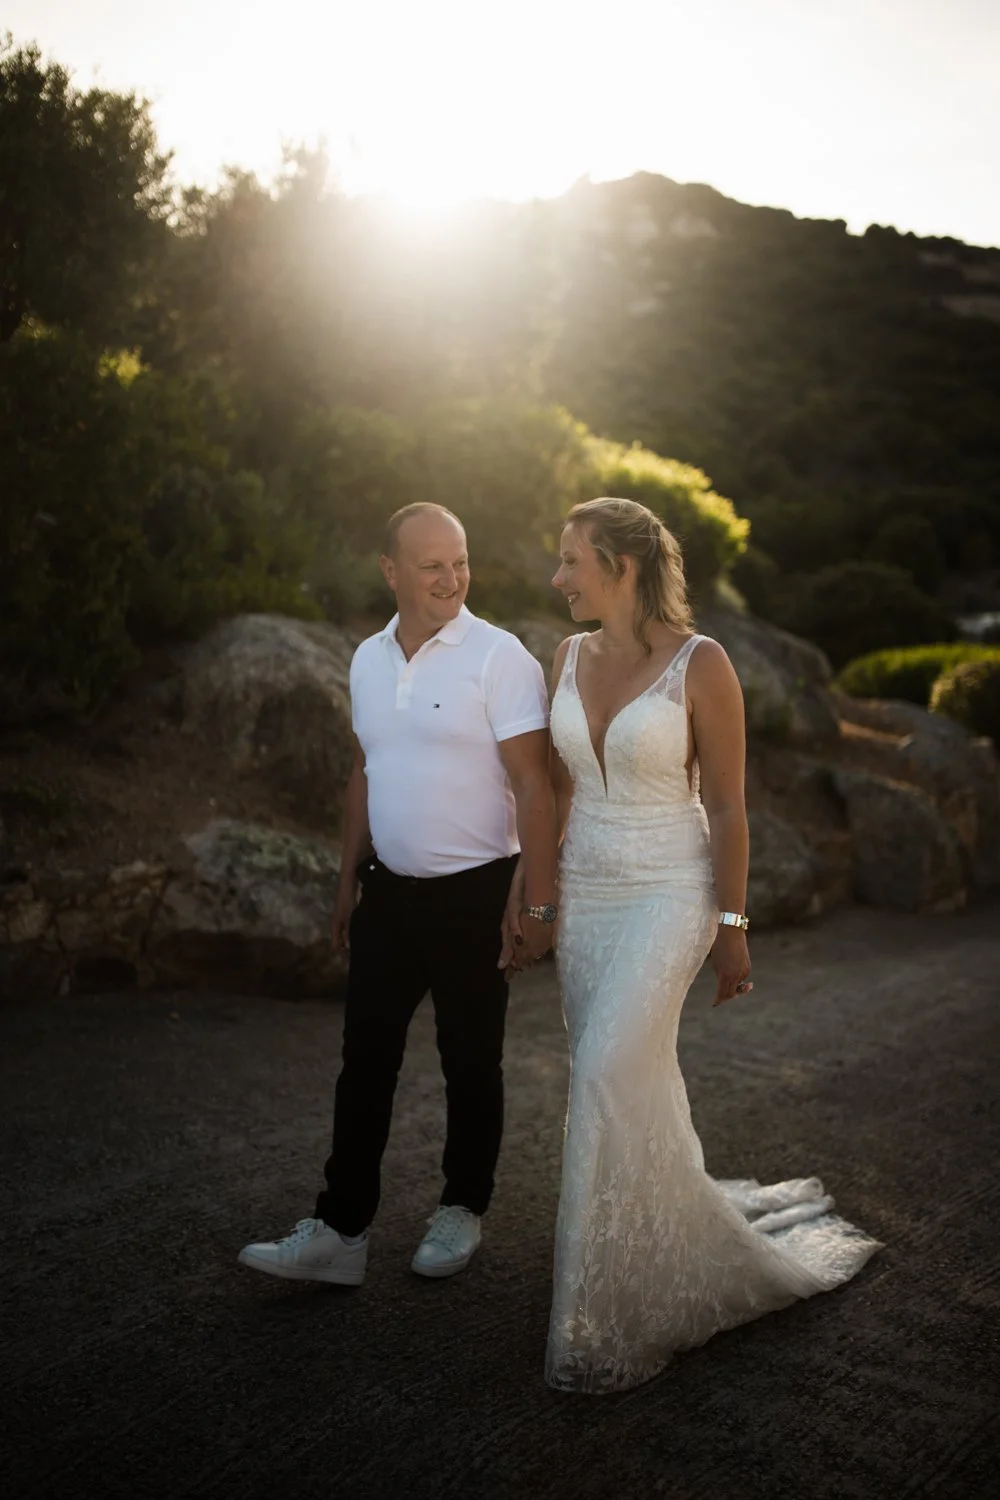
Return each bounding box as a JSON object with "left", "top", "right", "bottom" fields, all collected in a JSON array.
[{"left": 239, "top": 503, "right": 559, "bottom": 1285}]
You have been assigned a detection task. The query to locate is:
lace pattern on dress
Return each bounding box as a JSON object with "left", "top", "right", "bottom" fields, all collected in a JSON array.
[{"left": 546, "top": 632, "right": 882, "bottom": 1394}]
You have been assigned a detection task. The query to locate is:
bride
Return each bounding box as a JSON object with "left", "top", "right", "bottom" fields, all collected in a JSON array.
[{"left": 508, "top": 497, "right": 880, "bottom": 1395}]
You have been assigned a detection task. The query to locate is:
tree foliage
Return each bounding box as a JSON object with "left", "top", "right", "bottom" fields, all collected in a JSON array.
[
  {"left": 779, "top": 562, "right": 955, "bottom": 670},
  {"left": 0, "top": 36, "right": 171, "bottom": 344},
  {"left": 5, "top": 33, "right": 999, "bottom": 715}
]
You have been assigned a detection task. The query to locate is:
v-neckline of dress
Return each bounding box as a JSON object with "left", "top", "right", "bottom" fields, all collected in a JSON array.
[{"left": 570, "top": 633, "right": 697, "bottom": 797}]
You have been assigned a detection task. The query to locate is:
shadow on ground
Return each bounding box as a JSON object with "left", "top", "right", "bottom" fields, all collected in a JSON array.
[{"left": 2, "top": 903, "right": 999, "bottom": 1499}]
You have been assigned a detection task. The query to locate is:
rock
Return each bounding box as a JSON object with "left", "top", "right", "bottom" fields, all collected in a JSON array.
[
  {"left": 751, "top": 752, "right": 854, "bottom": 917},
  {"left": 833, "top": 694, "right": 1000, "bottom": 887},
  {"left": 747, "top": 810, "right": 821, "bottom": 926},
  {"left": 179, "top": 615, "right": 358, "bottom": 819},
  {"left": 832, "top": 769, "right": 966, "bottom": 913},
  {"left": 0, "top": 859, "right": 170, "bottom": 997},
  {"left": 147, "top": 819, "right": 344, "bottom": 997},
  {"left": 698, "top": 608, "right": 841, "bottom": 747}
]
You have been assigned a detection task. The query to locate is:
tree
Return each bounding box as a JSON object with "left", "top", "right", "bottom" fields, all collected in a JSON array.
[
  {"left": 781, "top": 562, "right": 954, "bottom": 670},
  {"left": 0, "top": 36, "right": 171, "bottom": 344}
]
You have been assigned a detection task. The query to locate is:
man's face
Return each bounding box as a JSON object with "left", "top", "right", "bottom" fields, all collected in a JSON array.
[{"left": 381, "top": 512, "right": 470, "bottom": 630}]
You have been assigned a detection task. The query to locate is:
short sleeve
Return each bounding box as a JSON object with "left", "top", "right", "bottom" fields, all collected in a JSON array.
[{"left": 482, "top": 631, "right": 550, "bottom": 743}]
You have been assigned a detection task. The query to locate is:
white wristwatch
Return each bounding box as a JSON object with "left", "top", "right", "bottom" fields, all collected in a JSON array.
[{"left": 718, "top": 911, "right": 749, "bottom": 930}]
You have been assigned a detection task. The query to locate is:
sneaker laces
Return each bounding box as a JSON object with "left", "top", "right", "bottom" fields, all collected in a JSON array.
[
  {"left": 424, "top": 1206, "right": 475, "bottom": 1251},
  {"left": 279, "top": 1217, "right": 323, "bottom": 1247}
]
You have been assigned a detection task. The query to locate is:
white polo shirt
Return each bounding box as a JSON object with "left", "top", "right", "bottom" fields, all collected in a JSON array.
[{"left": 350, "top": 606, "right": 550, "bottom": 878}]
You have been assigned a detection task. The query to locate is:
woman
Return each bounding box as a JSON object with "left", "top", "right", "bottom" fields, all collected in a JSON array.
[{"left": 516, "top": 497, "right": 880, "bottom": 1395}]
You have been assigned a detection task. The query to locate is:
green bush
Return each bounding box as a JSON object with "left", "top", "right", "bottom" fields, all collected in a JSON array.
[
  {"left": 836, "top": 644, "right": 1000, "bottom": 705},
  {"left": 779, "top": 561, "right": 955, "bottom": 670},
  {"left": 930, "top": 659, "right": 1000, "bottom": 742},
  {"left": 865, "top": 514, "right": 947, "bottom": 593},
  {"left": 584, "top": 438, "right": 748, "bottom": 591},
  {"left": 0, "top": 330, "right": 318, "bottom": 715},
  {"left": 730, "top": 543, "right": 784, "bottom": 617}
]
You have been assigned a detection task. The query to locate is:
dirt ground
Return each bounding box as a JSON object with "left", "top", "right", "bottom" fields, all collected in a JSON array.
[{"left": 2, "top": 899, "right": 999, "bottom": 1500}]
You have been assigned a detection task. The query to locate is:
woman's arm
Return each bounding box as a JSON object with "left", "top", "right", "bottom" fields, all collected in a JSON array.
[{"left": 688, "top": 640, "right": 752, "bottom": 1006}]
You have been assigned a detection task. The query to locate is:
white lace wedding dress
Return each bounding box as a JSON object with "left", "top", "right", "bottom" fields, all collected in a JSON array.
[{"left": 546, "top": 632, "right": 881, "bottom": 1394}]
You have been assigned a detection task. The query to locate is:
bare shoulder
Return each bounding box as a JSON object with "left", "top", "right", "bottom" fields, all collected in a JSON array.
[{"left": 687, "top": 636, "right": 742, "bottom": 698}]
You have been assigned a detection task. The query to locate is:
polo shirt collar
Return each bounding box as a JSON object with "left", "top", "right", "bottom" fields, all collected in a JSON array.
[{"left": 382, "top": 605, "right": 476, "bottom": 650}]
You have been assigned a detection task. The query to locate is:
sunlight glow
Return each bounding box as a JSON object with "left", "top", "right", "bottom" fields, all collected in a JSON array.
[{"left": 11, "top": 0, "right": 1000, "bottom": 243}]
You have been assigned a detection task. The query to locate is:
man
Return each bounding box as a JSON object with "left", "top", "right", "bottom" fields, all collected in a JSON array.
[{"left": 239, "top": 503, "right": 559, "bottom": 1285}]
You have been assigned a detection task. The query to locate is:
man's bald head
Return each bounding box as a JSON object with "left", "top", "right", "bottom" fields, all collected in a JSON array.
[{"left": 382, "top": 503, "right": 465, "bottom": 560}]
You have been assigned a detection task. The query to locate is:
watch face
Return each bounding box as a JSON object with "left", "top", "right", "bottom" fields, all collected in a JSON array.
[{"left": 540, "top": 903, "right": 558, "bottom": 924}]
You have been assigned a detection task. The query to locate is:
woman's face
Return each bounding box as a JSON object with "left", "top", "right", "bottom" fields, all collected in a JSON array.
[{"left": 552, "top": 524, "right": 620, "bottom": 621}]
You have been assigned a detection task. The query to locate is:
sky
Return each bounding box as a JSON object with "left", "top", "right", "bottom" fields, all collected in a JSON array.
[{"left": 8, "top": 0, "right": 1000, "bottom": 246}]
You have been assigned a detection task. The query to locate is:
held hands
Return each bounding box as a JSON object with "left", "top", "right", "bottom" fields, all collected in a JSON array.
[
  {"left": 498, "top": 866, "right": 554, "bottom": 978},
  {"left": 710, "top": 925, "right": 752, "bottom": 1006}
]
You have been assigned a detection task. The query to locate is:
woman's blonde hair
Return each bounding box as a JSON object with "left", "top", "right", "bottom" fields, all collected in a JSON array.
[{"left": 566, "top": 497, "right": 693, "bottom": 652}]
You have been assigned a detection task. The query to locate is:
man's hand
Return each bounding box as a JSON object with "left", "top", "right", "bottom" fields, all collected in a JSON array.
[
  {"left": 515, "top": 912, "right": 553, "bottom": 972},
  {"left": 710, "top": 926, "right": 752, "bottom": 1006},
  {"left": 331, "top": 880, "right": 359, "bottom": 953},
  {"left": 498, "top": 866, "right": 525, "bottom": 972}
]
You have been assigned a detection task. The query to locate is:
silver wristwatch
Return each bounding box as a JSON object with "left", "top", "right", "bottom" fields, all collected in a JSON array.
[
  {"left": 718, "top": 911, "right": 749, "bottom": 930},
  {"left": 525, "top": 902, "right": 559, "bottom": 924}
]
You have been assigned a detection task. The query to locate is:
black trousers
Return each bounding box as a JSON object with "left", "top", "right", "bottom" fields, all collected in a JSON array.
[{"left": 315, "top": 853, "right": 518, "bottom": 1237}]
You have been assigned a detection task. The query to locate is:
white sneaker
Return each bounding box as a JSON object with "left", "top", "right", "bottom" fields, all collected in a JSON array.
[
  {"left": 238, "top": 1217, "right": 367, "bottom": 1285},
  {"left": 411, "top": 1205, "right": 482, "bottom": 1279}
]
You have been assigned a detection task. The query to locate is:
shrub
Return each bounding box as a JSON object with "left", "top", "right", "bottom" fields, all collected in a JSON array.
[
  {"left": 930, "top": 659, "right": 1000, "bottom": 742},
  {"left": 779, "top": 561, "right": 955, "bottom": 670},
  {"left": 583, "top": 438, "right": 748, "bottom": 591},
  {"left": 0, "top": 330, "right": 319, "bottom": 715},
  {"left": 836, "top": 644, "right": 1000, "bottom": 705},
  {"left": 730, "top": 544, "right": 784, "bottom": 617},
  {"left": 865, "top": 514, "right": 947, "bottom": 593}
]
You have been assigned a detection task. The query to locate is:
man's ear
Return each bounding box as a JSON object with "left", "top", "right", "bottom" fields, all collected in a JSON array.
[{"left": 379, "top": 553, "right": 397, "bottom": 592}]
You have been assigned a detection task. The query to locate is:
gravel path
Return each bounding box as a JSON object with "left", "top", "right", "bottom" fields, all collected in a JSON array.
[{"left": 3, "top": 902, "right": 999, "bottom": 1500}]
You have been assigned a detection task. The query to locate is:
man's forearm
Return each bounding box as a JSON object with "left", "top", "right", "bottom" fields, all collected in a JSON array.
[
  {"left": 337, "top": 764, "right": 372, "bottom": 893},
  {"left": 512, "top": 774, "right": 560, "bottom": 906},
  {"left": 705, "top": 805, "right": 749, "bottom": 913}
]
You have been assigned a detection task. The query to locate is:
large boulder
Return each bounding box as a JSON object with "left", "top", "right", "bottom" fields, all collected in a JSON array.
[
  {"left": 746, "top": 811, "right": 820, "bottom": 926},
  {"left": 831, "top": 769, "right": 966, "bottom": 913},
  {"left": 833, "top": 693, "right": 1000, "bottom": 887},
  {"left": 750, "top": 751, "right": 854, "bottom": 919},
  {"left": 699, "top": 608, "right": 841, "bottom": 748},
  {"left": 179, "top": 615, "right": 358, "bottom": 819},
  {"left": 0, "top": 860, "right": 170, "bottom": 996},
  {"left": 147, "top": 820, "right": 344, "bottom": 997},
  {"left": 0, "top": 824, "right": 345, "bottom": 998}
]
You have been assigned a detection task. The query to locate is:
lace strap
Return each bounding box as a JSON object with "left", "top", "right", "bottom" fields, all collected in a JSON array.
[
  {"left": 663, "top": 633, "right": 705, "bottom": 685},
  {"left": 559, "top": 632, "right": 586, "bottom": 695}
]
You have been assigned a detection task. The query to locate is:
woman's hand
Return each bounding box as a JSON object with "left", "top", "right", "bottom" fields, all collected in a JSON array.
[
  {"left": 710, "top": 926, "right": 752, "bottom": 1006},
  {"left": 498, "top": 863, "right": 526, "bottom": 973}
]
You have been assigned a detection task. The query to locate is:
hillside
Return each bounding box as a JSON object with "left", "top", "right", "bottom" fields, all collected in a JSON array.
[
  {"left": 537, "top": 174, "right": 1000, "bottom": 620},
  {"left": 5, "top": 30, "right": 1000, "bottom": 710}
]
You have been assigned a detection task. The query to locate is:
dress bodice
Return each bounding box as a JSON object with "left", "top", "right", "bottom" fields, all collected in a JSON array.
[
  {"left": 552, "top": 632, "right": 706, "bottom": 807},
  {"left": 551, "top": 632, "right": 713, "bottom": 890}
]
